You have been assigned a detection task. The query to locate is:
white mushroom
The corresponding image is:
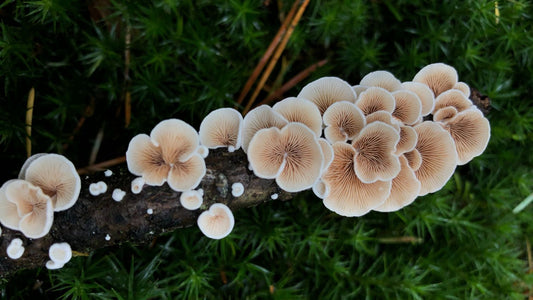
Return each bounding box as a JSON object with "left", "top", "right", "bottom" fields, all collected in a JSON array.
[
  {"left": 180, "top": 190, "right": 203, "bottom": 210},
  {"left": 131, "top": 177, "right": 145, "bottom": 194},
  {"left": 7, "top": 238, "right": 25, "bottom": 259},
  {"left": 197, "top": 203, "right": 235, "bottom": 239},
  {"left": 112, "top": 189, "right": 126, "bottom": 202},
  {"left": 231, "top": 182, "right": 245, "bottom": 197},
  {"left": 48, "top": 242, "right": 72, "bottom": 266}
]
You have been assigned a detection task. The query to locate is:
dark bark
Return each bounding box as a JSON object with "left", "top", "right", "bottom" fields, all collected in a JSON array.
[{"left": 0, "top": 149, "right": 292, "bottom": 279}]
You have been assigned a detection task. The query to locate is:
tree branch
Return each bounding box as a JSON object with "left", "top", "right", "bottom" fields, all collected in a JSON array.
[{"left": 0, "top": 149, "right": 292, "bottom": 279}]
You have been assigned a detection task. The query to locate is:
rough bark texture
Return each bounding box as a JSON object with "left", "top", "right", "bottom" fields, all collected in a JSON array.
[{"left": 0, "top": 149, "right": 292, "bottom": 279}]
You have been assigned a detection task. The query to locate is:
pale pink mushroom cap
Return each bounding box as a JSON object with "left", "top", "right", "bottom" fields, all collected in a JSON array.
[
  {"left": 199, "top": 108, "right": 243, "bottom": 150},
  {"left": 272, "top": 97, "right": 322, "bottom": 137},
  {"left": 352, "top": 122, "right": 401, "bottom": 183},
  {"left": 395, "top": 125, "right": 418, "bottom": 155},
  {"left": 323, "top": 101, "right": 366, "bottom": 143},
  {"left": 359, "top": 70, "right": 402, "bottom": 92},
  {"left": 247, "top": 123, "right": 324, "bottom": 192},
  {"left": 433, "top": 106, "right": 459, "bottom": 123},
  {"left": 404, "top": 149, "right": 422, "bottom": 171},
  {"left": 318, "top": 138, "right": 334, "bottom": 173},
  {"left": 197, "top": 203, "right": 234, "bottom": 239},
  {"left": 433, "top": 89, "right": 473, "bottom": 114},
  {"left": 440, "top": 108, "right": 491, "bottom": 165},
  {"left": 297, "top": 77, "right": 357, "bottom": 114},
  {"left": 312, "top": 178, "right": 328, "bottom": 199},
  {"left": 414, "top": 121, "right": 458, "bottom": 196},
  {"left": 241, "top": 105, "right": 288, "bottom": 153},
  {"left": 49, "top": 242, "right": 72, "bottom": 265},
  {"left": 374, "top": 155, "right": 421, "bottom": 212},
  {"left": 356, "top": 87, "right": 396, "bottom": 116},
  {"left": 18, "top": 153, "right": 47, "bottom": 179},
  {"left": 365, "top": 111, "right": 401, "bottom": 132},
  {"left": 24, "top": 154, "right": 81, "bottom": 212},
  {"left": 413, "top": 63, "right": 458, "bottom": 97},
  {"left": 180, "top": 190, "right": 203, "bottom": 210},
  {"left": 322, "top": 142, "right": 392, "bottom": 217},
  {"left": 392, "top": 90, "right": 422, "bottom": 125},
  {"left": 453, "top": 82, "right": 471, "bottom": 97},
  {"left": 5, "top": 180, "right": 54, "bottom": 239},
  {"left": 401, "top": 81, "right": 435, "bottom": 116},
  {"left": 0, "top": 180, "right": 20, "bottom": 230},
  {"left": 352, "top": 85, "right": 368, "bottom": 96}
]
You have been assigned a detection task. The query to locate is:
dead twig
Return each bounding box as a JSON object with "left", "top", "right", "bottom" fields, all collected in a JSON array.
[{"left": 25, "top": 88, "right": 35, "bottom": 158}]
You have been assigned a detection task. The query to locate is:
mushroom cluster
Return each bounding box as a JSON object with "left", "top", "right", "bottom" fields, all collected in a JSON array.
[{"left": 0, "top": 154, "right": 81, "bottom": 239}]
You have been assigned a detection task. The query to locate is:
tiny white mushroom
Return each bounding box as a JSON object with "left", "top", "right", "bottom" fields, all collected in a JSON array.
[
  {"left": 46, "top": 260, "right": 64, "bottom": 270},
  {"left": 97, "top": 181, "right": 107, "bottom": 194},
  {"left": 180, "top": 190, "right": 204, "bottom": 210},
  {"left": 231, "top": 182, "right": 244, "bottom": 197},
  {"left": 197, "top": 203, "right": 235, "bottom": 239},
  {"left": 49, "top": 242, "right": 72, "bottom": 265},
  {"left": 131, "top": 177, "right": 145, "bottom": 194},
  {"left": 7, "top": 238, "right": 24, "bottom": 259},
  {"left": 104, "top": 170, "right": 113, "bottom": 177},
  {"left": 147, "top": 208, "right": 153, "bottom": 215},
  {"left": 105, "top": 234, "right": 111, "bottom": 241},
  {"left": 271, "top": 193, "right": 279, "bottom": 200},
  {"left": 89, "top": 183, "right": 100, "bottom": 196},
  {"left": 112, "top": 188, "right": 126, "bottom": 202},
  {"left": 197, "top": 145, "right": 210, "bottom": 158}
]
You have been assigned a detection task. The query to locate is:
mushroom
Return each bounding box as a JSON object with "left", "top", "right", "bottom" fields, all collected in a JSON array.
[
  {"left": 433, "top": 89, "right": 473, "bottom": 114},
  {"left": 0, "top": 180, "right": 21, "bottom": 230},
  {"left": 355, "top": 87, "right": 396, "bottom": 116},
  {"left": 18, "top": 153, "right": 47, "bottom": 179},
  {"left": 180, "top": 190, "right": 203, "bottom": 210},
  {"left": 413, "top": 63, "right": 458, "bottom": 97},
  {"left": 297, "top": 77, "right": 357, "bottom": 114},
  {"left": 395, "top": 125, "right": 418, "bottom": 155},
  {"left": 23, "top": 154, "right": 81, "bottom": 212},
  {"left": 231, "top": 182, "right": 245, "bottom": 197},
  {"left": 322, "top": 142, "right": 392, "bottom": 217},
  {"left": 433, "top": 106, "right": 458, "bottom": 123},
  {"left": 131, "top": 177, "right": 145, "bottom": 194},
  {"left": 318, "top": 138, "right": 334, "bottom": 173},
  {"left": 104, "top": 170, "right": 113, "bottom": 177},
  {"left": 4, "top": 180, "right": 54, "bottom": 239},
  {"left": 365, "top": 111, "right": 401, "bottom": 131},
  {"left": 247, "top": 122, "right": 324, "bottom": 192},
  {"left": 374, "top": 155, "right": 421, "bottom": 212},
  {"left": 453, "top": 81, "right": 471, "bottom": 97},
  {"left": 197, "top": 203, "right": 235, "bottom": 239},
  {"left": 112, "top": 188, "right": 126, "bottom": 202},
  {"left": 352, "top": 122, "right": 401, "bottom": 184},
  {"left": 312, "top": 178, "right": 328, "bottom": 199},
  {"left": 126, "top": 119, "right": 206, "bottom": 192},
  {"left": 391, "top": 90, "right": 422, "bottom": 125},
  {"left": 401, "top": 81, "right": 435, "bottom": 116},
  {"left": 439, "top": 108, "right": 490, "bottom": 165},
  {"left": 241, "top": 105, "right": 288, "bottom": 153},
  {"left": 404, "top": 149, "right": 422, "bottom": 171},
  {"left": 322, "top": 101, "right": 366, "bottom": 143},
  {"left": 359, "top": 70, "right": 402, "bottom": 92},
  {"left": 413, "top": 121, "right": 458, "bottom": 196},
  {"left": 272, "top": 97, "right": 322, "bottom": 137},
  {"left": 352, "top": 85, "right": 368, "bottom": 96},
  {"left": 199, "top": 108, "right": 243, "bottom": 152},
  {"left": 196, "top": 145, "right": 209, "bottom": 158},
  {"left": 7, "top": 238, "right": 24, "bottom": 259},
  {"left": 46, "top": 242, "right": 72, "bottom": 269}
]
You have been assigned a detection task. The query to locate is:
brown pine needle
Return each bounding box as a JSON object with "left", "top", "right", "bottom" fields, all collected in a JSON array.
[
  {"left": 77, "top": 155, "right": 126, "bottom": 175},
  {"left": 242, "top": 0, "right": 310, "bottom": 115},
  {"left": 235, "top": 0, "right": 300, "bottom": 106},
  {"left": 258, "top": 59, "right": 328, "bottom": 106},
  {"left": 377, "top": 236, "right": 423, "bottom": 244},
  {"left": 124, "top": 25, "right": 132, "bottom": 128},
  {"left": 25, "top": 88, "right": 35, "bottom": 158}
]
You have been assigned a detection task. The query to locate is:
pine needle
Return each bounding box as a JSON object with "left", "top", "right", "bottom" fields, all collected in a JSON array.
[{"left": 25, "top": 87, "right": 35, "bottom": 158}]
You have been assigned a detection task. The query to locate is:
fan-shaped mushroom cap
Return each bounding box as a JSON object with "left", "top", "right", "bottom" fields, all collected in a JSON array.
[
  {"left": 7, "top": 238, "right": 24, "bottom": 259},
  {"left": 199, "top": 108, "right": 243, "bottom": 151},
  {"left": 433, "top": 89, "right": 472, "bottom": 114},
  {"left": 359, "top": 70, "right": 402, "bottom": 92},
  {"left": 312, "top": 179, "right": 328, "bottom": 199},
  {"left": 197, "top": 145, "right": 209, "bottom": 157},
  {"left": 413, "top": 63, "right": 458, "bottom": 97},
  {"left": 404, "top": 149, "right": 422, "bottom": 171},
  {"left": 356, "top": 87, "right": 396, "bottom": 116},
  {"left": 247, "top": 123, "right": 323, "bottom": 192},
  {"left": 392, "top": 90, "right": 422, "bottom": 125},
  {"left": 352, "top": 85, "right": 368, "bottom": 96},
  {"left": 395, "top": 125, "right": 418, "bottom": 155},
  {"left": 433, "top": 106, "right": 458, "bottom": 123},
  {"left": 131, "top": 177, "right": 145, "bottom": 194},
  {"left": 352, "top": 122, "right": 401, "bottom": 183},
  {"left": 5, "top": 180, "right": 53, "bottom": 239},
  {"left": 318, "top": 138, "right": 334, "bottom": 172},
  {"left": 180, "top": 190, "right": 203, "bottom": 210},
  {"left": 453, "top": 81, "right": 471, "bottom": 97},
  {"left": 24, "top": 154, "right": 80, "bottom": 212},
  {"left": 197, "top": 203, "right": 235, "bottom": 239},
  {"left": 0, "top": 180, "right": 20, "bottom": 230},
  {"left": 49, "top": 242, "right": 72, "bottom": 265},
  {"left": 272, "top": 97, "right": 322, "bottom": 137},
  {"left": 322, "top": 142, "right": 392, "bottom": 217},
  {"left": 241, "top": 105, "right": 288, "bottom": 153},
  {"left": 323, "top": 101, "right": 366, "bottom": 143},
  {"left": 365, "top": 111, "right": 401, "bottom": 131},
  {"left": 18, "top": 153, "right": 47, "bottom": 179},
  {"left": 441, "top": 108, "right": 490, "bottom": 165},
  {"left": 401, "top": 81, "right": 435, "bottom": 116},
  {"left": 414, "top": 122, "right": 458, "bottom": 196},
  {"left": 297, "top": 77, "right": 357, "bottom": 114},
  {"left": 374, "top": 155, "right": 421, "bottom": 212}
]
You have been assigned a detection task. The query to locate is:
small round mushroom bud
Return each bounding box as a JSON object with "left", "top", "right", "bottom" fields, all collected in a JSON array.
[
  {"left": 0, "top": 180, "right": 21, "bottom": 230},
  {"left": 352, "top": 122, "right": 401, "bottom": 184},
  {"left": 48, "top": 242, "right": 72, "bottom": 266},
  {"left": 180, "top": 190, "right": 203, "bottom": 210},
  {"left": 433, "top": 89, "right": 473, "bottom": 114},
  {"left": 199, "top": 108, "right": 243, "bottom": 151},
  {"left": 323, "top": 101, "right": 366, "bottom": 143},
  {"left": 18, "top": 153, "right": 47, "bottom": 179},
  {"left": 401, "top": 81, "right": 435, "bottom": 116},
  {"left": 440, "top": 108, "right": 490, "bottom": 165},
  {"left": 104, "top": 169, "right": 113, "bottom": 177},
  {"left": 356, "top": 87, "right": 396, "bottom": 116},
  {"left": 453, "top": 81, "right": 471, "bottom": 97},
  {"left": 391, "top": 90, "right": 422, "bottom": 125},
  {"left": 272, "top": 97, "right": 322, "bottom": 137},
  {"left": 5, "top": 180, "right": 54, "bottom": 239},
  {"left": 231, "top": 182, "right": 244, "bottom": 197},
  {"left": 359, "top": 70, "right": 402, "bottom": 92},
  {"left": 89, "top": 183, "right": 101, "bottom": 196},
  {"left": 395, "top": 125, "right": 418, "bottom": 155},
  {"left": 365, "top": 111, "right": 401, "bottom": 132},
  {"left": 413, "top": 63, "right": 459, "bottom": 97},
  {"left": 7, "top": 238, "right": 25, "bottom": 259},
  {"left": 131, "top": 177, "right": 145, "bottom": 194},
  {"left": 24, "top": 154, "right": 81, "bottom": 212},
  {"left": 414, "top": 121, "right": 458, "bottom": 196},
  {"left": 112, "top": 188, "right": 126, "bottom": 202},
  {"left": 241, "top": 105, "right": 288, "bottom": 153},
  {"left": 404, "top": 149, "right": 422, "bottom": 171},
  {"left": 374, "top": 155, "right": 421, "bottom": 212},
  {"left": 247, "top": 123, "right": 324, "bottom": 192},
  {"left": 197, "top": 203, "right": 235, "bottom": 239},
  {"left": 270, "top": 193, "right": 279, "bottom": 200},
  {"left": 297, "top": 77, "right": 357, "bottom": 114},
  {"left": 96, "top": 181, "right": 107, "bottom": 194},
  {"left": 197, "top": 145, "right": 209, "bottom": 158},
  {"left": 322, "top": 142, "right": 392, "bottom": 217},
  {"left": 433, "top": 106, "right": 458, "bottom": 123}
]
